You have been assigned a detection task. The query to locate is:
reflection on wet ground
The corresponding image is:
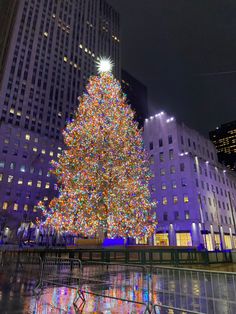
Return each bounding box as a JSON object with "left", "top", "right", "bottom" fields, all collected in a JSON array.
[{"left": 1, "top": 263, "right": 236, "bottom": 314}]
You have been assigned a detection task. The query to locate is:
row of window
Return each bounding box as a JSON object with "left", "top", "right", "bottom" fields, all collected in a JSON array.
[
  {"left": 157, "top": 195, "right": 189, "bottom": 205},
  {"left": 2, "top": 202, "right": 38, "bottom": 212},
  {"left": 163, "top": 210, "right": 190, "bottom": 221},
  {"left": 0, "top": 163, "right": 51, "bottom": 176},
  {"left": 196, "top": 179, "right": 233, "bottom": 197},
  {"left": 0, "top": 174, "right": 54, "bottom": 189}
]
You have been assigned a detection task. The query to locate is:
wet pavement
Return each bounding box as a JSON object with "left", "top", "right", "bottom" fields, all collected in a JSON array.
[{"left": 1, "top": 262, "right": 236, "bottom": 314}]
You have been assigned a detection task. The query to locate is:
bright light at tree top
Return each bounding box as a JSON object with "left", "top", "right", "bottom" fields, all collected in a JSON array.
[{"left": 96, "top": 57, "right": 113, "bottom": 74}]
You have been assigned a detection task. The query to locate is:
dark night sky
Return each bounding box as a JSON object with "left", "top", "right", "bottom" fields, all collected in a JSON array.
[{"left": 107, "top": 0, "right": 236, "bottom": 135}]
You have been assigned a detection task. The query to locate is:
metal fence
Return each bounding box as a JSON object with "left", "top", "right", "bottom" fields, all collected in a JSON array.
[
  {"left": 35, "top": 258, "right": 236, "bottom": 313},
  {"left": 151, "top": 265, "right": 236, "bottom": 314}
]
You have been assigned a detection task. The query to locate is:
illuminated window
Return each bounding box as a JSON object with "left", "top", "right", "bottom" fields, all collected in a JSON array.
[
  {"left": 0, "top": 161, "right": 5, "bottom": 168},
  {"left": 43, "top": 196, "right": 48, "bottom": 201},
  {"left": 13, "top": 203, "right": 18, "bottom": 211},
  {"left": 161, "top": 183, "right": 167, "bottom": 190},
  {"left": 0, "top": 173, "right": 3, "bottom": 181},
  {"left": 57, "top": 153, "right": 61, "bottom": 158},
  {"left": 4, "top": 138, "right": 9, "bottom": 144},
  {"left": 39, "top": 169, "right": 43, "bottom": 175},
  {"left": 184, "top": 195, "right": 189, "bottom": 203},
  {"left": 185, "top": 210, "right": 190, "bottom": 220},
  {"left": 33, "top": 147, "right": 38, "bottom": 152},
  {"left": 172, "top": 181, "right": 177, "bottom": 189},
  {"left": 63, "top": 56, "right": 68, "bottom": 62},
  {"left": 41, "top": 149, "right": 46, "bottom": 154},
  {"left": 176, "top": 232, "right": 192, "bottom": 246},
  {"left": 34, "top": 137, "right": 38, "bottom": 143},
  {"left": 155, "top": 233, "right": 169, "bottom": 246},
  {"left": 47, "top": 172, "right": 50, "bottom": 177},
  {"left": 54, "top": 184, "right": 58, "bottom": 190},
  {"left": 224, "top": 235, "right": 232, "bottom": 249},
  {"left": 45, "top": 182, "right": 50, "bottom": 189},
  {"left": 37, "top": 181, "right": 41, "bottom": 188},
  {"left": 170, "top": 166, "right": 175, "bottom": 174},
  {"left": 162, "top": 197, "right": 167, "bottom": 205},
  {"left": 3, "top": 202, "right": 8, "bottom": 210},
  {"left": 49, "top": 151, "right": 53, "bottom": 157},
  {"left": 150, "top": 155, "right": 154, "bottom": 164},
  {"left": 169, "top": 149, "right": 174, "bottom": 160},
  {"left": 24, "top": 204, "right": 28, "bottom": 211},
  {"left": 27, "top": 180, "right": 32, "bottom": 186},
  {"left": 25, "top": 134, "right": 30, "bottom": 140},
  {"left": 43, "top": 31, "right": 48, "bottom": 37},
  {"left": 159, "top": 152, "right": 164, "bottom": 162},
  {"left": 33, "top": 206, "right": 37, "bottom": 212},
  {"left": 10, "top": 162, "right": 15, "bottom": 169},
  {"left": 10, "top": 108, "right": 14, "bottom": 114},
  {"left": 20, "top": 165, "right": 26, "bottom": 172},
  {"left": 30, "top": 167, "right": 34, "bottom": 174},
  {"left": 18, "top": 178, "right": 23, "bottom": 185},
  {"left": 173, "top": 196, "right": 178, "bottom": 204},
  {"left": 8, "top": 175, "right": 13, "bottom": 183}
]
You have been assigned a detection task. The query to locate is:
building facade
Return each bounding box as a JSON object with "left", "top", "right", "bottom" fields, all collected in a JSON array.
[
  {"left": 143, "top": 112, "right": 236, "bottom": 250},
  {"left": 0, "top": 0, "right": 120, "bottom": 235},
  {"left": 121, "top": 69, "right": 148, "bottom": 128},
  {"left": 209, "top": 120, "right": 236, "bottom": 172}
]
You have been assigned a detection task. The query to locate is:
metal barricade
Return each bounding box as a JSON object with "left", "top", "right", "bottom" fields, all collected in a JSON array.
[{"left": 150, "top": 265, "right": 236, "bottom": 314}]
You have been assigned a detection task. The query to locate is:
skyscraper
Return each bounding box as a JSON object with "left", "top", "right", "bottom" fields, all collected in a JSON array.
[
  {"left": 121, "top": 69, "right": 148, "bottom": 128},
  {"left": 209, "top": 121, "right": 236, "bottom": 172},
  {"left": 0, "top": 0, "right": 120, "bottom": 233},
  {"left": 143, "top": 112, "right": 236, "bottom": 250}
]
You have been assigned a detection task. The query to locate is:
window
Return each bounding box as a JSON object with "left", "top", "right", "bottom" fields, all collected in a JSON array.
[
  {"left": 181, "top": 178, "right": 187, "bottom": 187},
  {"left": 27, "top": 180, "right": 32, "bottom": 186},
  {"left": 160, "top": 168, "right": 165, "bottom": 176},
  {"left": 161, "top": 183, "right": 167, "bottom": 190},
  {"left": 163, "top": 212, "right": 168, "bottom": 221},
  {"left": 208, "top": 198, "right": 212, "bottom": 206},
  {"left": 180, "top": 163, "right": 185, "bottom": 172},
  {"left": 149, "top": 142, "right": 153, "bottom": 150},
  {"left": 0, "top": 161, "right": 5, "bottom": 168},
  {"left": 188, "top": 138, "right": 191, "bottom": 147},
  {"left": 0, "top": 173, "right": 3, "bottom": 181},
  {"left": 151, "top": 185, "right": 156, "bottom": 192},
  {"left": 185, "top": 210, "right": 190, "bottom": 220},
  {"left": 184, "top": 195, "right": 189, "bottom": 203},
  {"left": 43, "top": 196, "right": 48, "bottom": 201},
  {"left": 169, "top": 149, "right": 174, "bottom": 160},
  {"left": 30, "top": 167, "right": 34, "bottom": 174},
  {"left": 174, "top": 211, "right": 179, "bottom": 220},
  {"left": 33, "top": 206, "right": 37, "bottom": 212},
  {"left": 168, "top": 135, "right": 173, "bottom": 144},
  {"left": 196, "top": 179, "right": 199, "bottom": 187},
  {"left": 149, "top": 155, "right": 154, "bottom": 165},
  {"left": 205, "top": 212, "right": 208, "bottom": 221},
  {"left": 159, "top": 152, "right": 164, "bottom": 162},
  {"left": 170, "top": 166, "right": 175, "bottom": 174},
  {"left": 18, "top": 178, "right": 23, "bottom": 185},
  {"left": 3, "top": 202, "right": 8, "bottom": 210},
  {"left": 37, "top": 181, "right": 41, "bottom": 188},
  {"left": 41, "top": 149, "right": 46, "bottom": 154},
  {"left": 24, "top": 204, "right": 28, "bottom": 211},
  {"left": 45, "top": 182, "right": 50, "bottom": 189},
  {"left": 181, "top": 136, "right": 184, "bottom": 145},
  {"left": 39, "top": 169, "right": 43, "bottom": 175},
  {"left": 10, "top": 162, "right": 15, "bottom": 169},
  {"left": 13, "top": 203, "right": 18, "bottom": 211},
  {"left": 8, "top": 175, "right": 13, "bottom": 183},
  {"left": 176, "top": 232, "right": 192, "bottom": 246},
  {"left": 162, "top": 197, "right": 167, "bottom": 205},
  {"left": 20, "top": 165, "right": 26, "bottom": 172},
  {"left": 172, "top": 181, "right": 177, "bottom": 189},
  {"left": 33, "top": 147, "right": 38, "bottom": 152},
  {"left": 49, "top": 151, "right": 54, "bottom": 156},
  {"left": 173, "top": 196, "right": 178, "bottom": 204},
  {"left": 25, "top": 134, "right": 30, "bottom": 140},
  {"left": 159, "top": 139, "right": 163, "bottom": 147}
]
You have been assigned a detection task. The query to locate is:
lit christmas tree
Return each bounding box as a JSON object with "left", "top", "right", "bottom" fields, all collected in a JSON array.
[{"left": 38, "top": 59, "right": 156, "bottom": 239}]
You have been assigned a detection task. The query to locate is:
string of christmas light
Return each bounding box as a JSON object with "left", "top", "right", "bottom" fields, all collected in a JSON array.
[{"left": 37, "top": 68, "right": 156, "bottom": 239}]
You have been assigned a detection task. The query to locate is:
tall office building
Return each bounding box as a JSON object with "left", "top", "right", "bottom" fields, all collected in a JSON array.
[
  {"left": 209, "top": 121, "right": 236, "bottom": 172},
  {"left": 121, "top": 70, "right": 148, "bottom": 128},
  {"left": 143, "top": 112, "right": 236, "bottom": 250},
  {"left": 0, "top": 0, "right": 120, "bottom": 234}
]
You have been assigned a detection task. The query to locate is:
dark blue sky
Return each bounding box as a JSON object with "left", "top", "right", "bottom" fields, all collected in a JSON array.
[{"left": 107, "top": 0, "right": 236, "bottom": 135}]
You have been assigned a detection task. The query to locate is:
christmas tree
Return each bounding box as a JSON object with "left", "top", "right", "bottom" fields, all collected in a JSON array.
[{"left": 38, "top": 59, "right": 156, "bottom": 239}]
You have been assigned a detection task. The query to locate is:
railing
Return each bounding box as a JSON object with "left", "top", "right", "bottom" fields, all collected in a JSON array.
[
  {"left": 0, "top": 246, "right": 233, "bottom": 265},
  {"left": 34, "top": 258, "right": 236, "bottom": 314}
]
